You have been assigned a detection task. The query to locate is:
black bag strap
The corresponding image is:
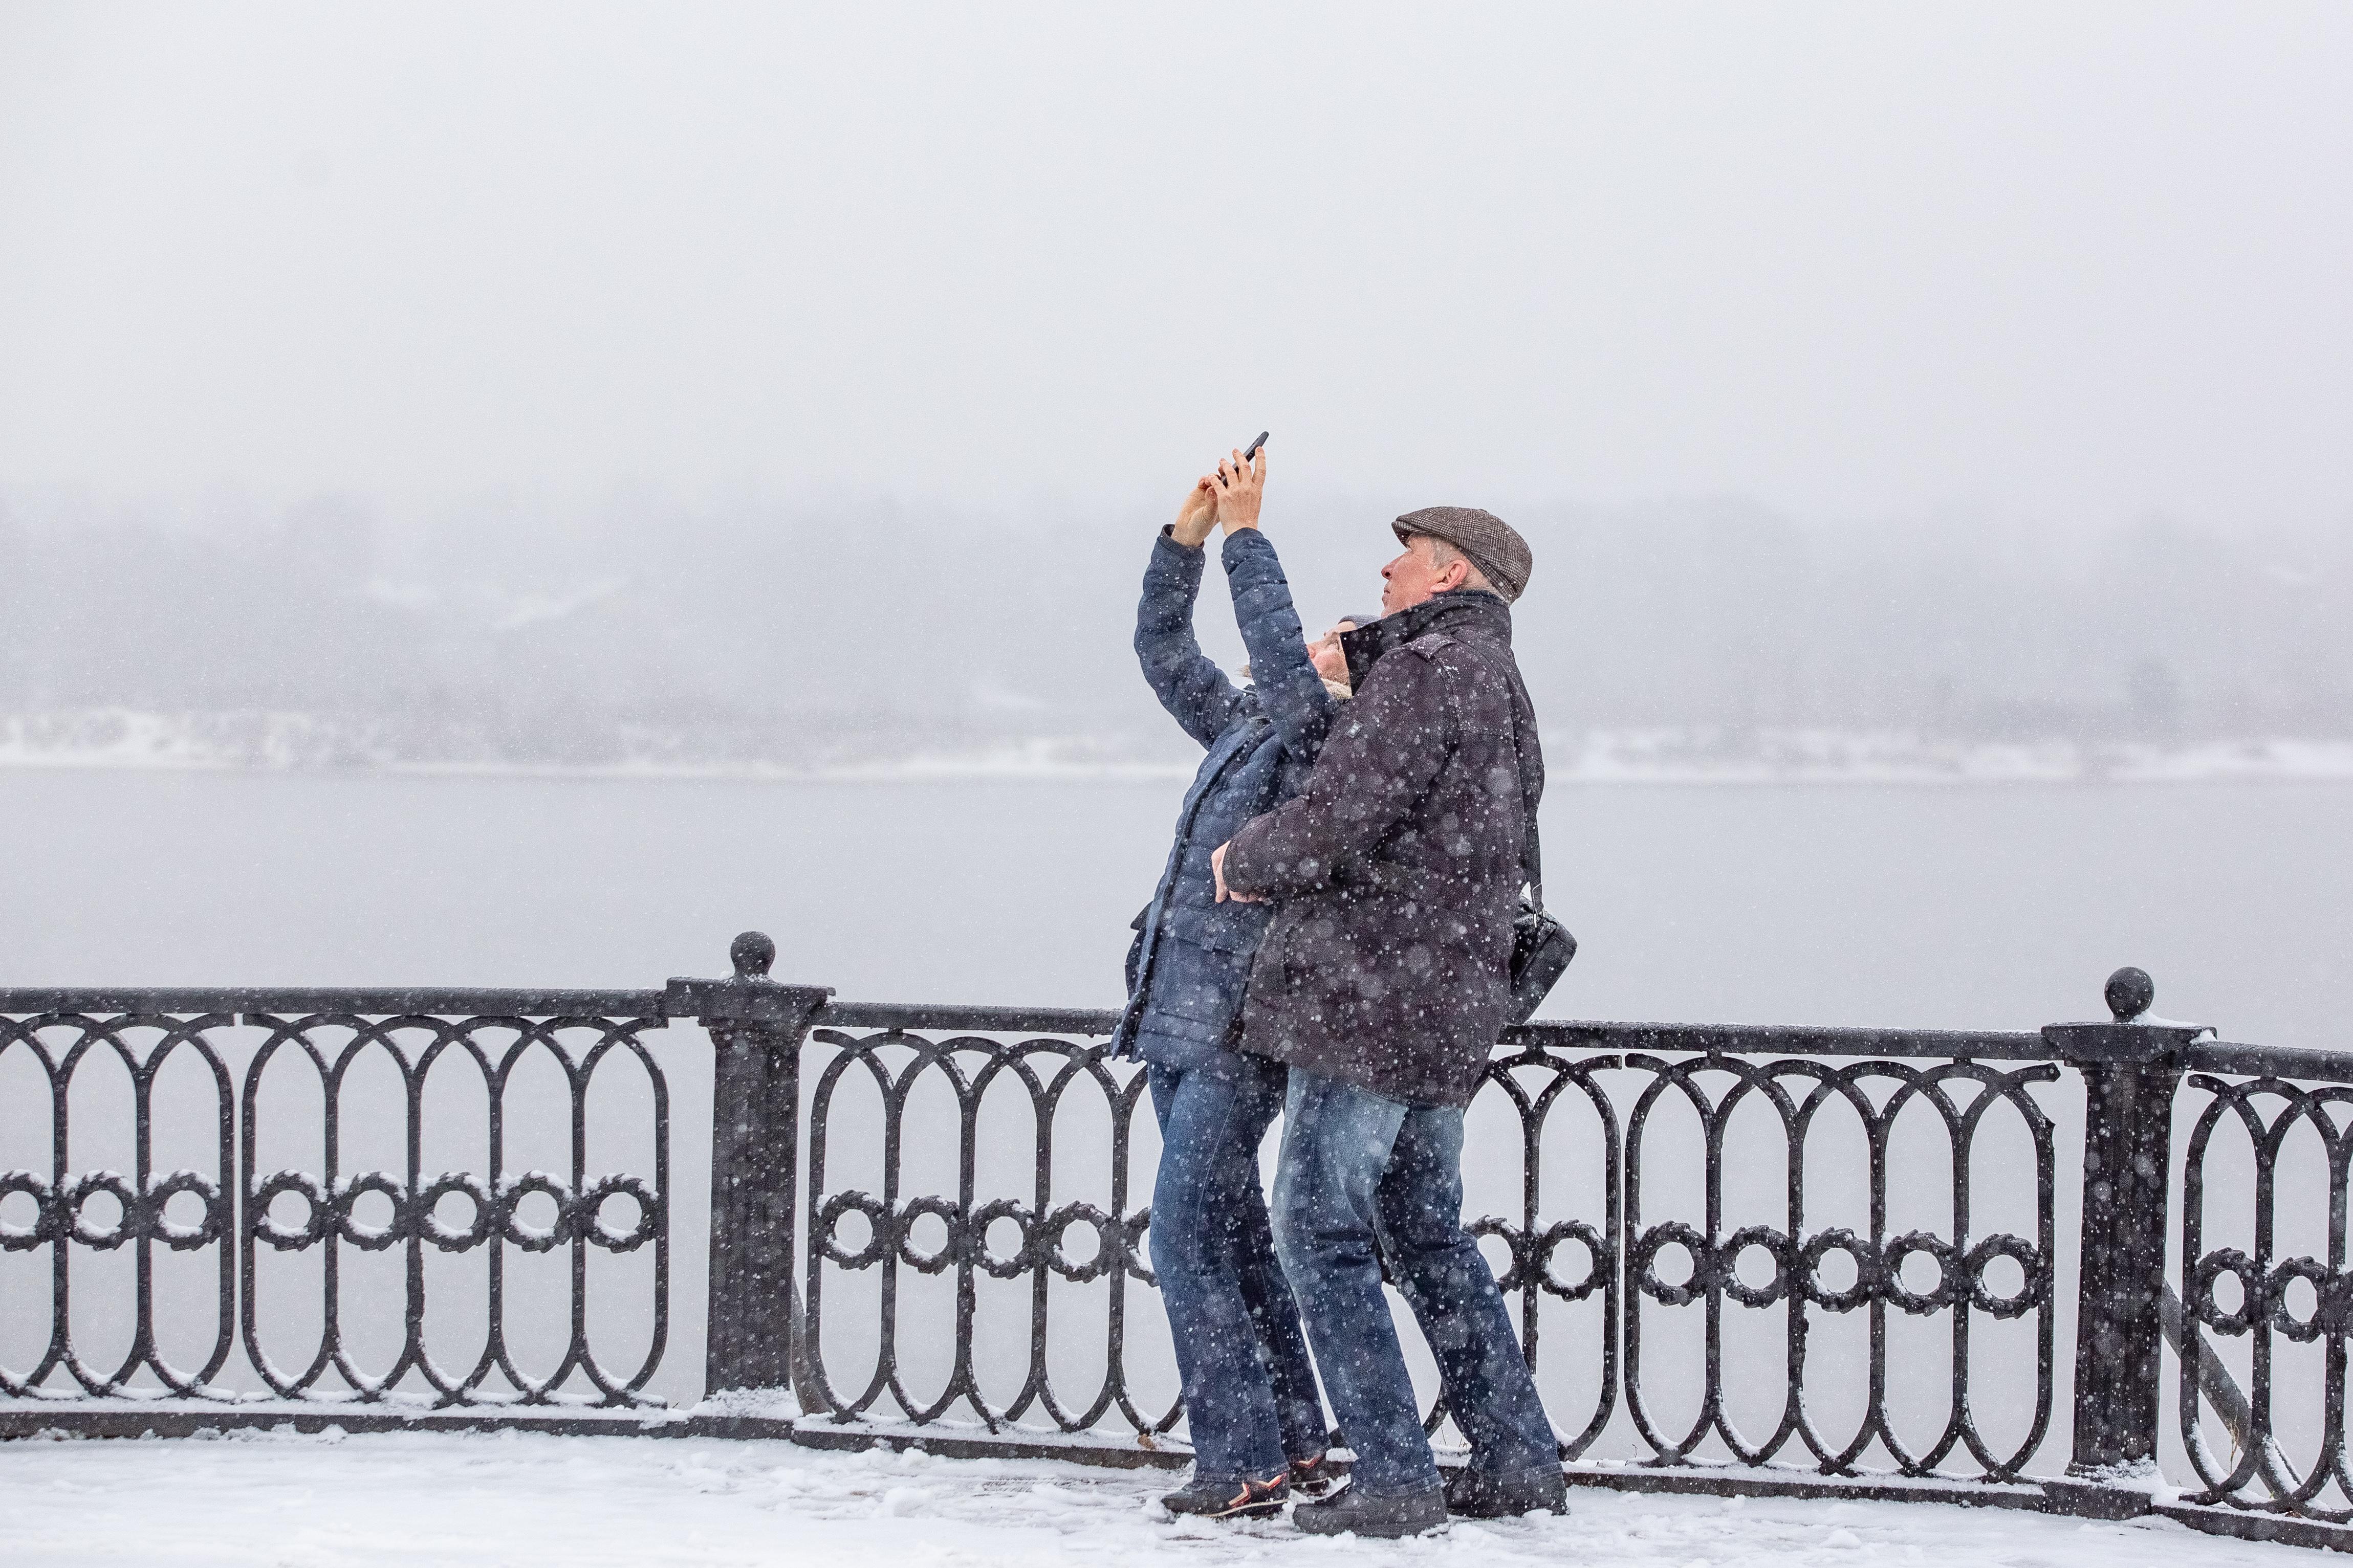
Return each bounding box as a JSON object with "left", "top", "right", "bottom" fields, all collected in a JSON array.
[
  {"left": 1506, "top": 691, "right": 1545, "bottom": 912},
  {"left": 1407, "top": 630, "right": 1545, "bottom": 912}
]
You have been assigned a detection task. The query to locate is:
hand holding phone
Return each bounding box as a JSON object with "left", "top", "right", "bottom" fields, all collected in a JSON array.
[{"left": 1214, "top": 433, "right": 1268, "bottom": 533}]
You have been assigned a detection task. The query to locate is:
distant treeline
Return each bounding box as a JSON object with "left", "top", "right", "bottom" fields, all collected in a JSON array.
[{"left": 2, "top": 491, "right": 2347, "bottom": 767}]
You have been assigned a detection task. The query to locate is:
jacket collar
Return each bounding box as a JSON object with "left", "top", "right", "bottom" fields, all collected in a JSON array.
[{"left": 1340, "top": 589, "right": 1513, "bottom": 692}]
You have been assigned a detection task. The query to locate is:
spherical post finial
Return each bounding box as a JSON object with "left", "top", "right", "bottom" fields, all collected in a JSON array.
[
  {"left": 2105, "top": 966, "right": 2154, "bottom": 1023},
  {"left": 730, "top": 930, "right": 776, "bottom": 981}
]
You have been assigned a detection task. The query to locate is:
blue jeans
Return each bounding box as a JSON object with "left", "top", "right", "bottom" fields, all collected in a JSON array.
[
  {"left": 1148, "top": 1057, "right": 1328, "bottom": 1485},
  {"left": 1270, "top": 1068, "right": 1559, "bottom": 1497}
]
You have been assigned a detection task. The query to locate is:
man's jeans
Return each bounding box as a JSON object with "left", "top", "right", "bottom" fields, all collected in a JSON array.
[
  {"left": 1270, "top": 1068, "right": 1559, "bottom": 1497},
  {"left": 1148, "top": 1057, "right": 1327, "bottom": 1485}
]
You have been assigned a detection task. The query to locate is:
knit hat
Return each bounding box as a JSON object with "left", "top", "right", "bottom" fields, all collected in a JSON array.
[{"left": 1391, "top": 506, "right": 1533, "bottom": 603}]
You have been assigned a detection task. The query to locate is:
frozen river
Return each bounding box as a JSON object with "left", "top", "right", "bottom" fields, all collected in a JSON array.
[{"left": 3, "top": 769, "right": 2344, "bottom": 1046}]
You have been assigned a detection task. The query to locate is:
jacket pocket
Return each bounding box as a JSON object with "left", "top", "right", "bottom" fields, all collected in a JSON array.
[{"left": 1164, "top": 900, "right": 1272, "bottom": 955}]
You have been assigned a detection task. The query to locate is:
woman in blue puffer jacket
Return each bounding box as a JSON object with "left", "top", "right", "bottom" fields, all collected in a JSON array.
[{"left": 1114, "top": 446, "right": 1365, "bottom": 1520}]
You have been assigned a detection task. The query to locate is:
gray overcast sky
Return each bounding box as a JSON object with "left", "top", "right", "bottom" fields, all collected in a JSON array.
[{"left": 1, "top": 2, "right": 2347, "bottom": 531}]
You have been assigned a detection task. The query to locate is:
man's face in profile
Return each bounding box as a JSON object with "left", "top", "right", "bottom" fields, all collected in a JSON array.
[{"left": 1380, "top": 536, "right": 1451, "bottom": 616}]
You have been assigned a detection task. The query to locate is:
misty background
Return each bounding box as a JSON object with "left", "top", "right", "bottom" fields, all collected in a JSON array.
[{"left": 4, "top": 4, "right": 2350, "bottom": 779}]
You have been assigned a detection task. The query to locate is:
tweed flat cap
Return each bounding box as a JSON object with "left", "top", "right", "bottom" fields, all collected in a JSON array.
[{"left": 1392, "top": 505, "right": 1533, "bottom": 603}]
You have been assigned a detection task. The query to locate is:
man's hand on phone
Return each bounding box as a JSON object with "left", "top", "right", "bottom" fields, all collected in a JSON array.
[
  {"left": 1171, "top": 476, "right": 1218, "bottom": 548},
  {"left": 1210, "top": 842, "right": 1263, "bottom": 904},
  {"left": 1213, "top": 443, "right": 1266, "bottom": 534}
]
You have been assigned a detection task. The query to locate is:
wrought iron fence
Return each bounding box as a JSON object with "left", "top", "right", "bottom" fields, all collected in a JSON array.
[
  {"left": 6, "top": 944, "right": 2352, "bottom": 1553},
  {"left": 0, "top": 989, "right": 669, "bottom": 1414}
]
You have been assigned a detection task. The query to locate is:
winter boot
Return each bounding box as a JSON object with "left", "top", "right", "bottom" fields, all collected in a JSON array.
[
  {"left": 1291, "top": 1481, "right": 1448, "bottom": 1538},
  {"left": 1288, "top": 1452, "right": 1338, "bottom": 1496},
  {"left": 1443, "top": 1464, "right": 1570, "bottom": 1518},
  {"left": 1160, "top": 1472, "right": 1290, "bottom": 1521}
]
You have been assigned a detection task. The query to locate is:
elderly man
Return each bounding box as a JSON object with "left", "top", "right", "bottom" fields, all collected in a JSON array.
[{"left": 1210, "top": 506, "right": 1563, "bottom": 1538}]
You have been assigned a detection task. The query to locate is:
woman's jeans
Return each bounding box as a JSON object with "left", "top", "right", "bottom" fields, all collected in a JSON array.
[
  {"left": 1270, "top": 1067, "right": 1560, "bottom": 1497},
  {"left": 1148, "top": 1057, "right": 1327, "bottom": 1485}
]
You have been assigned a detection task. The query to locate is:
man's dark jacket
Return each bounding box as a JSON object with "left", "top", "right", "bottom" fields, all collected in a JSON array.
[
  {"left": 1110, "top": 527, "right": 1339, "bottom": 1074},
  {"left": 1222, "top": 589, "right": 1540, "bottom": 1107}
]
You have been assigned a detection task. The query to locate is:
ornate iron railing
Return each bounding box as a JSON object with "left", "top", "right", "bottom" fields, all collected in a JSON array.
[
  {"left": 0, "top": 990, "right": 668, "bottom": 1412},
  {"left": 5, "top": 945, "right": 2350, "bottom": 1552},
  {"left": 2173, "top": 1042, "right": 2353, "bottom": 1524}
]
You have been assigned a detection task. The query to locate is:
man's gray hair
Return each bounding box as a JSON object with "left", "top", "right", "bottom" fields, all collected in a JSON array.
[{"left": 1421, "top": 536, "right": 1493, "bottom": 591}]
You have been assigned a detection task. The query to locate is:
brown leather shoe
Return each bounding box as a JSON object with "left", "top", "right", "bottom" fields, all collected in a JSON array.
[{"left": 1161, "top": 1472, "right": 1290, "bottom": 1521}]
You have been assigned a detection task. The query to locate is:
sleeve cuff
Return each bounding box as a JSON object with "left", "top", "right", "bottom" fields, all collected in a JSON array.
[{"left": 1219, "top": 529, "right": 1272, "bottom": 568}]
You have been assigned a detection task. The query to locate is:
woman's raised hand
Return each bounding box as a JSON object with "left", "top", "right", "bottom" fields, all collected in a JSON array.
[{"left": 1171, "top": 475, "right": 1219, "bottom": 548}]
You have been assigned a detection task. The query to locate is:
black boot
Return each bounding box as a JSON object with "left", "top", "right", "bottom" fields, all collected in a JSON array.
[
  {"left": 1288, "top": 1452, "right": 1338, "bottom": 1496},
  {"left": 1292, "top": 1481, "right": 1448, "bottom": 1538},
  {"left": 1160, "top": 1473, "right": 1290, "bottom": 1521},
  {"left": 1443, "top": 1464, "right": 1569, "bottom": 1518}
]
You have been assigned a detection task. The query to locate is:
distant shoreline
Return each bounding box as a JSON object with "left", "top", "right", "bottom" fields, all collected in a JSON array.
[{"left": 3, "top": 717, "right": 2349, "bottom": 788}]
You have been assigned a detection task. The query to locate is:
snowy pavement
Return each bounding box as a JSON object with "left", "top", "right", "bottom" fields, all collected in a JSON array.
[{"left": 0, "top": 1430, "right": 2301, "bottom": 1568}]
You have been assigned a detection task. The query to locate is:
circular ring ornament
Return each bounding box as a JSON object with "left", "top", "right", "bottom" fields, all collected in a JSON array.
[
  {"left": 1042, "top": 1203, "right": 1113, "bottom": 1283},
  {"left": 1535, "top": 1220, "right": 1610, "bottom": 1303},
  {"left": 333, "top": 1173, "right": 411, "bottom": 1251},
  {"left": 1800, "top": 1228, "right": 1877, "bottom": 1313},
  {"left": 2190, "top": 1249, "right": 2261, "bottom": 1335},
  {"left": 66, "top": 1172, "right": 138, "bottom": 1250},
  {"left": 894, "top": 1195, "right": 963, "bottom": 1275},
  {"left": 416, "top": 1174, "right": 494, "bottom": 1252},
  {"left": 816, "top": 1191, "right": 889, "bottom": 1270},
  {"left": 145, "top": 1171, "right": 227, "bottom": 1251},
  {"left": 249, "top": 1172, "right": 330, "bottom": 1250},
  {"left": 2268, "top": 1257, "right": 2334, "bottom": 1344},
  {"left": 577, "top": 1176, "right": 659, "bottom": 1254},
  {"left": 1964, "top": 1233, "right": 2046, "bottom": 1319},
  {"left": 1722, "top": 1225, "right": 1795, "bottom": 1309},
  {"left": 1631, "top": 1222, "right": 1710, "bottom": 1307},
  {"left": 1881, "top": 1231, "right": 1960, "bottom": 1315},
  {"left": 968, "top": 1198, "right": 1034, "bottom": 1279},
  {"left": 2322, "top": 1270, "right": 2353, "bottom": 1339},
  {"left": 494, "top": 1173, "right": 572, "bottom": 1254},
  {"left": 0, "top": 1169, "right": 58, "bottom": 1251},
  {"left": 1467, "top": 1217, "right": 1527, "bottom": 1291},
  {"left": 1121, "top": 1207, "right": 1154, "bottom": 1283}
]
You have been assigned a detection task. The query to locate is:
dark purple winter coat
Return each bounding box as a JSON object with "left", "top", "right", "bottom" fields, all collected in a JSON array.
[{"left": 1221, "top": 589, "right": 1540, "bottom": 1108}]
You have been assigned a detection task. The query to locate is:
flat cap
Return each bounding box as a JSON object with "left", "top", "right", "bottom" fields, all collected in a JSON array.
[{"left": 1392, "top": 506, "right": 1533, "bottom": 603}]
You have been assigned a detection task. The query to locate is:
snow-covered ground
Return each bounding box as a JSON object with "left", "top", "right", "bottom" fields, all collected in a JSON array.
[{"left": 0, "top": 1430, "right": 2299, "bottom": 1568}]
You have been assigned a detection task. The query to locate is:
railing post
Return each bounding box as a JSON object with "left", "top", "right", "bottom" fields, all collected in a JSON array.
[
  {"left": 2043, "top": 966, "right": 2205, "bottom": 1499},
  {"left": 667, "top": 931, "right": 832, "bottom": 1402}
]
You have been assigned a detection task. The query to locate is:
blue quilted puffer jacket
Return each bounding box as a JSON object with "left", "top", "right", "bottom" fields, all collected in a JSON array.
[{"left": 1110, "top": 525, "right": 1340, "bottom": 1075}]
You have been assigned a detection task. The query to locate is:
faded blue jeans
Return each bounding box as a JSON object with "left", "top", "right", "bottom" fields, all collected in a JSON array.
[
  {"left": 1148, "top": 1057, "right": 1328, "bottom": 1486},
  {"left": 1269, "top": 1067, "right": 1560, "bottom": 1497}
]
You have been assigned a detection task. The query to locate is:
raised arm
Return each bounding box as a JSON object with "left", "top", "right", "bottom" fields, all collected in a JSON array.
[
  {"left": 1223, "top": 532, "right": 1334, "bottom": 759},
  {"left": 1134, "top": 479, "right": 1246, "bottom": 750},
  {"left": 1216, "top": 650, "right": 1454, "bottom": 901},
  {"left": 1213, "top": 444, "right": 1335, "bottom": 762}
]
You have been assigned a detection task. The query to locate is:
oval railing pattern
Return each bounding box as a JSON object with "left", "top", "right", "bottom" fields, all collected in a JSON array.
[{"left": 5, "top": 961, "right": 2353, "bottom": 1554}]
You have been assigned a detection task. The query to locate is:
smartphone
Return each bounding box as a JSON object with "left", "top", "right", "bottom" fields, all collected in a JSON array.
[{"left": 1241, "top": 431, "right": 1269, "bottom": 462}]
